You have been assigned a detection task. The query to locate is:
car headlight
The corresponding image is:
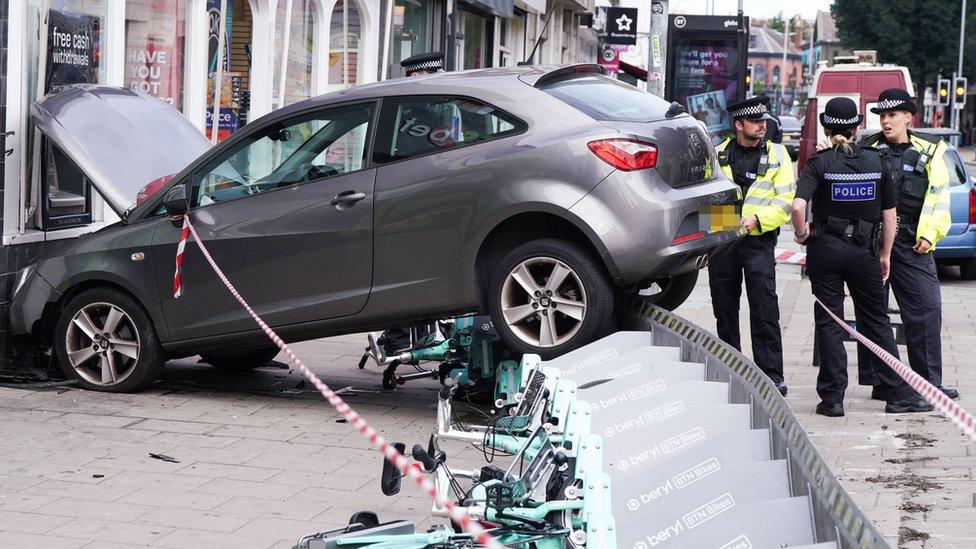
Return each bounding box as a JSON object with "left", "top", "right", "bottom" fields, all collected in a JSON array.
[{"left": 13, "top": 265, "right": 35, "bottom": 298}]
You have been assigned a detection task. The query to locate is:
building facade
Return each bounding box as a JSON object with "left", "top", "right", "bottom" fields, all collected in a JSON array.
[
  {"left": 747, "top": 24, "right": 803, "bottom": 116},
  {"left": 0, "top": 0, "right": 597, "bottom": 366}
]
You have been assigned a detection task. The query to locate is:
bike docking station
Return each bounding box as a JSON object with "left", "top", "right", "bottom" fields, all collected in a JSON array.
[
  {"left": 170, "top": 215, "right": 964, "bottom": 548},
  {"left": 295, "top": 305, "right": 893, "bottom": 548}
]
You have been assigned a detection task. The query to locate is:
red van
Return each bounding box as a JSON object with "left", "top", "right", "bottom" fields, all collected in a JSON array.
[{"left": 798, "top": 63, "right": 915, "bottom": 170}]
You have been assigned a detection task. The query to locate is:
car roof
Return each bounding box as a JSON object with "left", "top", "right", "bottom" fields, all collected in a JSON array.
[{"left": 255, "top": 65, "right": 590, "bottom": 122}]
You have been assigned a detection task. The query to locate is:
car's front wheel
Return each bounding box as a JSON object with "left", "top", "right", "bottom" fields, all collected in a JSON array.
[
  {"left": 54, "top": 288, "right": 165, "bottom": 392},
  {"left": 488, "top": 239, "right": 614, "bottom": 359},
  {"left": 201, "top": 347, "right": 280, "bottom": 371}
]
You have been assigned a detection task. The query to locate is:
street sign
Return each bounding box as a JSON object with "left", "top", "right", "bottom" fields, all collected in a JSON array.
[
  {"left": 598, "top": 46, "right": 620, "bottom": 72},
  {"left": 605, "top": 7, "right": 638, "bottom": 45}
]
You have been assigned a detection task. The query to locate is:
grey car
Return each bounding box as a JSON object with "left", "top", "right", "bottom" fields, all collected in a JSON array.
[{"left": 12, "top": 65, "right": 741, "bottom": 392}]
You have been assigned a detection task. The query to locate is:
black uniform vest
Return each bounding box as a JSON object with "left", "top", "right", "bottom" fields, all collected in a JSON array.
[
  {"left": 875, "top": 138, "right": 934, "bottom": 223},
  {"left": 815, "top": 146, "right": 887, "bottom": 224}
]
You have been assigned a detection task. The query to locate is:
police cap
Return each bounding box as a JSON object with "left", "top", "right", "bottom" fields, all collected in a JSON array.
[
  {"left": 726, "top": 96, "right": 773, "bottom": 121},
  {"left": 820, "top": 97, "right": 863, "bottom": 130},
  {"left": 400, "top": 52, "right": 445, "bottom": 76},
  {"left": 869, "top": 88, "right": 917, "bottom": 115}
]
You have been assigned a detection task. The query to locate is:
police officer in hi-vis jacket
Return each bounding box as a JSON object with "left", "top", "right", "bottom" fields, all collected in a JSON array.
[
  {"left": 859, "top": 88, "right": 957, "bottom": 401},
  {"left": 711, "top": 96, "right": 796, "bottom": 396}
]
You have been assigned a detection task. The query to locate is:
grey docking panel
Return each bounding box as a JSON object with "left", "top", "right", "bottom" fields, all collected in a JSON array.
[{"left": 544, "top": 332, "right": 832, "bottom": 549}]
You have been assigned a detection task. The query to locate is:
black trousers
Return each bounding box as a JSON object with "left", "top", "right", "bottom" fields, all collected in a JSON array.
[
  {"left": 806, "top": 233, "right": 914, "bottom": 404},
  {"left": 858, "top": 232, "right": 944, "bottom": 392},
  {"left": 707, "top": 232, "right": 784, "bottom": 383}
]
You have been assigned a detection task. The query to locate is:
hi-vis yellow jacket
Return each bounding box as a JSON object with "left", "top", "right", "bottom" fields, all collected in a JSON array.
[
  {"left": 863, "top": 131, "right": 952, "bottom": 251},
  {"left": 716, "top": 138, "right": 796, "bottom": 236}
]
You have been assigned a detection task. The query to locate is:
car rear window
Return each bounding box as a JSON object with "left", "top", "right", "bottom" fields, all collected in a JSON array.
[{"left": 538, "top": 75, "right": 672, "bottom": 122}]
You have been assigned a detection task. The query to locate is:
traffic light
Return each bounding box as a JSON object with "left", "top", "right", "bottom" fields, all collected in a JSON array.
[
  {"left": 954, "top": 76, "right": 968, "bottom": 106},
  {"left": 745, "top": 64, "right": 752, "bottom": 87},
  {"left": 938, "top": 78, "right": 951, "bottom": 106}
]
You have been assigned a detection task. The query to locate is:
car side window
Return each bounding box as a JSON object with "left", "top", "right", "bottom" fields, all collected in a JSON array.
[
  {"left": 190, "top": 103, "right": 374, "bottom": 207},
  {"left": 373, "top": 96, "right": 525, "bottom": 163}
]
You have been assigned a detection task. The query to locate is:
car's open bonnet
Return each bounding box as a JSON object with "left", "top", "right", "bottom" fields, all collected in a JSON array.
[{"left": 31, "top": 85, "right": 212, "bottom": 215}]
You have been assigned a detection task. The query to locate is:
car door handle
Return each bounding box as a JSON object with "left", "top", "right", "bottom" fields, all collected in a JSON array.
[{"left": 330, "top": 191, "right": 367, "bottom": 207}]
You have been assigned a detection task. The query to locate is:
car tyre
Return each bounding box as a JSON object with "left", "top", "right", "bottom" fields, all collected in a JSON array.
[
  {"left": 201, "top": 347, "right": 280, "bottom": 371},
  {"left": 54, "top": 288, "right": 165, "bottom": 393},
  {"left": 488, "top": 238, "right": 614, "bottom": 360},
  {"left": 961, "top": 259, "right": 976, "bottom": 280}
]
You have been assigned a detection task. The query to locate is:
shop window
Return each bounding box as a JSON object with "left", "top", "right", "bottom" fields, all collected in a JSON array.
[
  {"left": 274, "top": 0, "right": 315, "bottom": 109},
  {"left": 373, "top": 96, "right": 525, "bottom": 163},
  {"left": 42, "top": 141, "right": 92, "bottom": 230},
  {"left": 25, "top": 0, "right": 108, "bottom": 232},
  {"left": 206, "top": 0, "right": 251, "bottom": 141},
  {"left": 329, "top": 0, "right": 362, "bottom": 90},
  {"left": 461, "top": 11, "right": 488, "bottom": 70},
  {"left": 191, "top": 103, "right": 374, "bottom": 207},
  {"left": 390, "top": 0, "right": 437, "bottom": 79},
  {"left": 124, "top": 0, "right": 188, "bottom": 110}
]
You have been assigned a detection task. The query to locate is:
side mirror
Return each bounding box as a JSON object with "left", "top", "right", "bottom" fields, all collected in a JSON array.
[
  {"left": 380, "top": 442, "right": 405, "bottom": 496},
  {"left": 163, "top": 184, "right": 188, "bottom": 218}
]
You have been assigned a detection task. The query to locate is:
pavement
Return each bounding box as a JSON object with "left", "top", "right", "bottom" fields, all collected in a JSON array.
[{"left": 2, "top": 230, "right": 976, "bottom": 548}]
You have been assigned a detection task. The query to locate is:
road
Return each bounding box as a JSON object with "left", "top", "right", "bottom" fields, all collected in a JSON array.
[{"left": 1, "top": 229, "right": 975, "bottom": 548}]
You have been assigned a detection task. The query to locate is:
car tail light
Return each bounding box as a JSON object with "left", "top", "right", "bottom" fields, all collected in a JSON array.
[
  {"left": 969, "top": 187, "right": 976, "bottom": 225},
  {"left": 587, "top": 139, "right": 658, "bottom": 171},
  {"left": 671, "top": 231, "right": 706, "bottom": 245}
]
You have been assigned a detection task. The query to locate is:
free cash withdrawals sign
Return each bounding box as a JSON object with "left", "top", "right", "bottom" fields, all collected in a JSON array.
[
  {"left": 604, "top": 7, "right": 638, "bottom": 46},
  {"left": 46, "top": 10, "right": 98, "bottom": 92}
]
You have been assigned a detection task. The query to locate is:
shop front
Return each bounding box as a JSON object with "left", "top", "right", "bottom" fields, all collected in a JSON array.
[{"left": 0, "top": 0, "right": 386, "bottom": 364}]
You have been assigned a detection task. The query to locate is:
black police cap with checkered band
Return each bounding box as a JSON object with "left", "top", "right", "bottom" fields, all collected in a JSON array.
[
  {"left": 726, "top": 96, "right": 773, "bottom": 121},
  {"left": 869, "top": 88, "right": 917, "bottom": 115},
  {"left": 400, "top": 52, "right": 445, "bottom": 75}
]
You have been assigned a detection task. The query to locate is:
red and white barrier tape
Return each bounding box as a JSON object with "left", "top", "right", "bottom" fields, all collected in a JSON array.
[
  {"left": 814, "top": 296, "right": 976, "bottom": 442},
  {"left": 172, "top": 216, "right": 191, "bottom": 299},
  {"left": 174, "top": 215, "right": 501, "bottom": 548},
  {"left": 775, "top": 248, "right": 807, "bottom": 265}
]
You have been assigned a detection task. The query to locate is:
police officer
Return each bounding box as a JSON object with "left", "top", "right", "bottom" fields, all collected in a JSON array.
[
  {"left": 711, "top": 96, "right": 796, "bottom": 396},
  {"left": 860, "top": 88, "right": 957, "bottom": 400},
  {"left": 400, "top": 51, "right": 445, "bottom": 76},
  {"left": 791, "top": 97, "right": 933, "bottom": 416}
]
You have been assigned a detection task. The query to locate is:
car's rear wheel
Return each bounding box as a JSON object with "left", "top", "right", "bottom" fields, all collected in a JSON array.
[
  {"left": 54, "top": 288, "right": 165, "bottom": 393},
  {"left": 488, "top": 239, "right": 613, "bottom": 359},
  {"left": 201, "top": 347, "right": 280, "bottom": 371},
  {"left": 961, "top": 258, "right": 976, "bottom": 280}
]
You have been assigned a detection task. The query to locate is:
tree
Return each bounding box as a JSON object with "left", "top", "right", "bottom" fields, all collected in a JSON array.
[
  {"left": 832, "top": 0, "right": 975, "bottom": 94},
  {"left": 770, "top": 11, "right": 786, "bottom": 32}
]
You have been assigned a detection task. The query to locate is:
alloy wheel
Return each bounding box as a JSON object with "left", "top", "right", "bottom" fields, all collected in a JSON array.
[
  {"left": 64, "top": 302, "right": 141, "bottom": 386},
  {"left": 500, "top": 257, "right": 587, "bottom": 348}
]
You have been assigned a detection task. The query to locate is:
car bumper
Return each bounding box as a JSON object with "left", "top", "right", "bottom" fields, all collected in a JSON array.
[
  {"left": 9, "top": 270, "right": 61, "bottom": 336},
  {"left": 570, "top": 170, "right": 743, "bottom": 285},
  {"left": 934, "top": 225, "right": 976, "bottom": 261}
]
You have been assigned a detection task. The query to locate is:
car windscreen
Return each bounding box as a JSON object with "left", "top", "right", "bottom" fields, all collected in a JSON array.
[{"left": 538, "top": 75, "right": 672, "bottom": 122}]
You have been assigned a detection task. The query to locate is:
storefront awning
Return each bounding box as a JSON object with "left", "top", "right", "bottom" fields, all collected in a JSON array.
[{"left": 465, "top": 0, "right": 514, "bottom": 18}]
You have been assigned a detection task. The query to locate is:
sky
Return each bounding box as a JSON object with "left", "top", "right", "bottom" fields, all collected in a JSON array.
[{"left": 670, "top": 0, "right": 835, "bottom": 20}]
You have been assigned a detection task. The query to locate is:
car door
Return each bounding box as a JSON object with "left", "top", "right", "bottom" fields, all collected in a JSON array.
[{"left": 150, "top": 102, "right": 377, "bottom": 341}]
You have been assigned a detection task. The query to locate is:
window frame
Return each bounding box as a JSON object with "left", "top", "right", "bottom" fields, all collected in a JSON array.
[
  {"left": 370, "top": 94, "right": 527, "bottom": 166},
  {"left": 185, "top": 100, "right": 381, "bottom": 211}
]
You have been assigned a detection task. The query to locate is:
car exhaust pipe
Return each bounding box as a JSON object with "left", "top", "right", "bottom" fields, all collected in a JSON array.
[{"left": 694, "top": 254, "right": 710, "bottom": 269}]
